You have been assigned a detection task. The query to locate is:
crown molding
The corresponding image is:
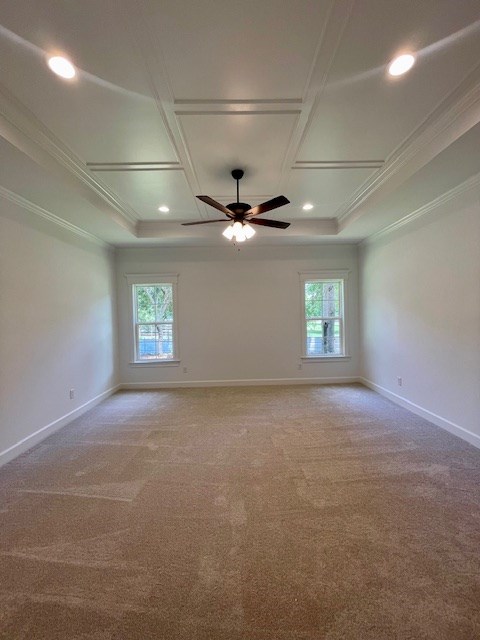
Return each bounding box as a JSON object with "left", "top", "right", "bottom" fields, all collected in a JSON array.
[
  {"left": 361, "top": 171, "right": 480, "bottom": 246},
  {"left": 0, "top": 185, "right": 109, "bottom": 247},
  {"left": 337, "top": 63, "right": 480, "bottom": 231},
  {"left": 0, "top": 84, "right": 139, "bottom": 232}
]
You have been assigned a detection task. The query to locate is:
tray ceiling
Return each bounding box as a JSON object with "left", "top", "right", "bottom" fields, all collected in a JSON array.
[{"left": 0, "top": 0, "right": 479, "bottom": 246}]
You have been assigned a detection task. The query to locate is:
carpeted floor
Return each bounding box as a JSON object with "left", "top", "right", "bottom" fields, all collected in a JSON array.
[{"left": 0, "top": 384, "right": 479, "bottom": 639}]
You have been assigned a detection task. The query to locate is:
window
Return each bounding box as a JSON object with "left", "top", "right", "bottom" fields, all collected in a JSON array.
[
  {"left": 126, "top": 274, "right": 178, "bottom": 363},
  {"left": 300, "top": 271, "right": 349, "bottom": 359}
]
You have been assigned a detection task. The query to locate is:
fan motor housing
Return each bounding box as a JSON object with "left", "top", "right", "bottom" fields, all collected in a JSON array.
[{"left": 226, "top": 202, "right": 251, "bottom": 216}]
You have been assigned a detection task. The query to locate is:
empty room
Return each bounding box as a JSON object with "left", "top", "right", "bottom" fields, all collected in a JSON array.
[{"left": 1, "top": 1, "right": 479, "bottom": 638}]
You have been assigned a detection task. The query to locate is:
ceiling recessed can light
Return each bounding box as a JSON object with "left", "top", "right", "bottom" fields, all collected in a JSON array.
[
  {"left": 388, "top": 53, "right": 415, "bottom": 77},
  {"left": 302, "top": 203, "right": 314, "bottom": 211},
  {"left": 47, "top": 56, "right": 76, "bottom": 79},
  {"left": 158, "top": 205, "right": 169, "bottom": 213}
]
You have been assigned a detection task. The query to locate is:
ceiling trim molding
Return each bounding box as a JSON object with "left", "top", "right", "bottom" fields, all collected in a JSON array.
[
  {"left": 0, "top": 185, "right": 109, "bottom": 247},
  {"left": 214, "top": 195, "right": 274, "bottom": 202},
  {"left": 337, "top": 64, "right": 480, "bottom": 231},
  {"left": 129, "top": 1, "right": 352, "bottom": 218},
  {"left": 361, "top": 171, "right": 480, "bottom": 246},
  {"left": 277, "top": 0, "right": 355, "bottom": 193},
  {"left": 0, "top": 84, "right": 140, "bottom": 229},
  {"left": 293, "top": 160, "right": 384, "bottom": 169},
  {"left": 174, "top": 98, "right": 303, "bottom": 105},
  {"left": 126, "top": 3, "right": 206, "bottom": 219},
  {"left": 174, "top": 99, "right": 303, "bottom": 115},
  {"left": 175, "top": 109, "right": 302, "bottom": 116},
  {"left": 87, "top": 161, "right": 182, "bottom": 172}
]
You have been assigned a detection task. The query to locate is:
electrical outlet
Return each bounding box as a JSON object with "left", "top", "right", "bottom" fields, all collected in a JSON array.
[
  {"left": 69, "top": 388, "right": 75, "bottom": 399},
  {"left": 183, "top": 367, "right": 188, "bottom": 374},
  {"left": 297, "top": 364, "right": 302, "bottom": 370},
  {"left": 397, "top": 377, "right": 402, "bottom": 387}
]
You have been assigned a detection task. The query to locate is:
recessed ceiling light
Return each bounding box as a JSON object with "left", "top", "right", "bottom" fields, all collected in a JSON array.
[
  {"left": 47, "top": 56, "right": 76, "bottom": 79},
  {"left": 302, "top": 203, "right": 314, "bottom": 211},
  {"left": 388, "top": 53, "right": 415, "bottom": 77},
  {"left": 158, "top": 205, "right": 169, "bottom": 213}
]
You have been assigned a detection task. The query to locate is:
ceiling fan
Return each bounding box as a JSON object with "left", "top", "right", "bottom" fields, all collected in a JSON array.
[{"left": 182, "top": 169, "right": 290, "bottom": 242}]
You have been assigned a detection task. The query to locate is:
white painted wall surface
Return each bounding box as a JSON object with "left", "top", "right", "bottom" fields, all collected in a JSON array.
[
  {"left": 0, "top": 202, "right": 118, "bottom": 463},
  {"left": 116, "top": 244, "right": 359, "bottom": 386},
  {"left": 360, "top": 187, "right": 480, "bottom": 441}
]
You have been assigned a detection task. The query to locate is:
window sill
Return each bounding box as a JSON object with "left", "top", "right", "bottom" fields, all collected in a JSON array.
[
  {"left": 301, "top": 355, "right": 351, "bottom": 362},
  {"left": 129, "top": 359, "right": 181, "bottom": 367}
]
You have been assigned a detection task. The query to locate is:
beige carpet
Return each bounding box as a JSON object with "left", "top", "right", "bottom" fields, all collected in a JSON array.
[{"left": 0, "top": 384, "right": 479, "bottom": 639}]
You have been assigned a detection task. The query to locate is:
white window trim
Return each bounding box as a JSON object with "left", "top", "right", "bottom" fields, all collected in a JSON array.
[
  {"left": 299, "top": 270, "right": 350, "bottom": 361},
  {"left": 125, "top": 273, "right": 180, "bottom": 366}
]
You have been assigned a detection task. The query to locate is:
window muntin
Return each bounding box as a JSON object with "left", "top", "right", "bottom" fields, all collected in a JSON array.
[
  {"left": 134, "top": 284, "right": 175, "bottom": 361},
  {"left": 303, "top": 279, "right": 345, "bottom": 357}
]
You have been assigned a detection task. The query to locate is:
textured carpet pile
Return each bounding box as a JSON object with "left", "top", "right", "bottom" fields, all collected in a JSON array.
[{"left": 0, "top": 384, "right": 479, "bottom": 639}]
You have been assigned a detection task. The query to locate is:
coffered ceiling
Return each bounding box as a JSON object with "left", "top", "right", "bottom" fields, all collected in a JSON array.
[{"left": 0, "top": 0, "right": 479, "bottom": 246}]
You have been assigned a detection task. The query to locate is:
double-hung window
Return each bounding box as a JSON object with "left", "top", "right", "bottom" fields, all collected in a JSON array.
[
  {"left": 300, "top": 271, "right": 349, "bottom": 359},
  {"left": 126, "top": 274, "right": 178, "bottom": 363}
]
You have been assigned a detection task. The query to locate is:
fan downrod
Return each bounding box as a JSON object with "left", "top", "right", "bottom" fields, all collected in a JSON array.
[{"left": 228, "top": 168, "right": 250, "bottom": 215}]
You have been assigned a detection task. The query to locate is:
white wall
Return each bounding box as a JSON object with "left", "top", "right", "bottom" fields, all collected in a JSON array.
[
  {"left": 116, "top": 244, "right": 360, "bottom": 386},
  {"left": 0, "top": 201, "right": 118, "bottom": 464},
  {"left": 359, "top": 187, "right": 480, "bottom": 444}
]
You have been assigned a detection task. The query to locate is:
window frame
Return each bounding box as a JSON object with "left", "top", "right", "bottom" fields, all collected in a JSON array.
[
  {"left": 125, "top": 274, "right": 180, "bottom": 366},
  {"left": 299, "top": 270, "right": 350, "bottom": 361}
]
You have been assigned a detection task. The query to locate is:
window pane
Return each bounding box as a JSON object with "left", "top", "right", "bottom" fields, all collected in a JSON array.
[
  {"left": 305, "top": 281, "right": 340, "bottom": 318},
  {"left": 306, "top": 318, "right": 341, "bottom": 356},
  {"left": 154, "top": 286, "right": 173, "bottom": 321},
  {"left": 135, "top": 284, "right": 173, "bottom": 323},
  {"left": 138, "top": 323, "right": 174, "bottom": 359},
  {"left": 304, "top": 282, "right": 323, "bottom": 318}
]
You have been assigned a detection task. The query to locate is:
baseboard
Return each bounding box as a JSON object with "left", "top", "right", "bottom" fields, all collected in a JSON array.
[
  {"left": 0, "top": 384, "right": 121, "bottom": 468},
  {"left": 359, "top": 377, "right": 480, "bottom": 450},
  {"left": 121, "top": 376, "right": 360, "bottom": 390}
]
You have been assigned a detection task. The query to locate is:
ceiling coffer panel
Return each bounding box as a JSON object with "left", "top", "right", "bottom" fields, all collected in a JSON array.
[
  {"left": 178, "top": 112, "right": 299, "bottom": 199},
  {"left": 299, "top": 0, "right": 480, "bottom": 162},
  {"left": 286, "top": 167, "right": 378, "bottom": 219},
  {"left": 144, "top": 0, "right": 333, "bottom": 101},
  {"left": 0, "top": 0, "right": 178, "bottom": 164},
  {"left": 97, "top": 169, "right": 200, "bottom": 221}
]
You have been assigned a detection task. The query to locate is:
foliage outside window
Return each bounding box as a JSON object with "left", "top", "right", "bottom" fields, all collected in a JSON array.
[
  {"left": 128, "top": 277, "right": 178, "bottom": 362},
  {"left": 302, "top": 275, "right": 346, "bottom": 357}
]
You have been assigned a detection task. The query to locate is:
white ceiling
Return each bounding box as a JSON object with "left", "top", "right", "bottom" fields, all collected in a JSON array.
[{"left": 0, "top": 0, "right": 479, "bottom": 246}]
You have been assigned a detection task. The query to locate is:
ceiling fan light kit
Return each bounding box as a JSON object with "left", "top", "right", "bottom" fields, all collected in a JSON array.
[
  {"left": 222, "top": 220, "right": 255, "bottom": 242},
  {"left": 183, "top": 169, "right": 290, "bottom": 242}
]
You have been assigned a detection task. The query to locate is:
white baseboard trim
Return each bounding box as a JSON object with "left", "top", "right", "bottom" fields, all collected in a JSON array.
[
  {"left": 0, "top": 384, "right": 121, "bottom": 468},
  {"left": 121, "top": 376, "right": 360, "bottom": 390},
  {"left": 359, "top": 377, "right": 480, "bottom": 450}
]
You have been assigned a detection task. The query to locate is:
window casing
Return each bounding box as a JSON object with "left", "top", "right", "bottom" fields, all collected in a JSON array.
[
  {"left": 300, "top": 271, "right": 349, "bottom": 359},
  {"left": 126, "top": 274, "right": 179, "bottom": 364}
]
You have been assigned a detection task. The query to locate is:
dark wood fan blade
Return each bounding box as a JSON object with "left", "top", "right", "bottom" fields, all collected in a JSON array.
[
  {"left": 182, "top": 219, "right": 227, "bottom": 226},
  {"left": 245, "top": 195, "right": 290, "bottom": 217},
  {"left": 249, "top": 218, "right": 290, "bottom": 229},
  {"left": 197, "top": 196, "right": 234, "bottom": 217}
]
